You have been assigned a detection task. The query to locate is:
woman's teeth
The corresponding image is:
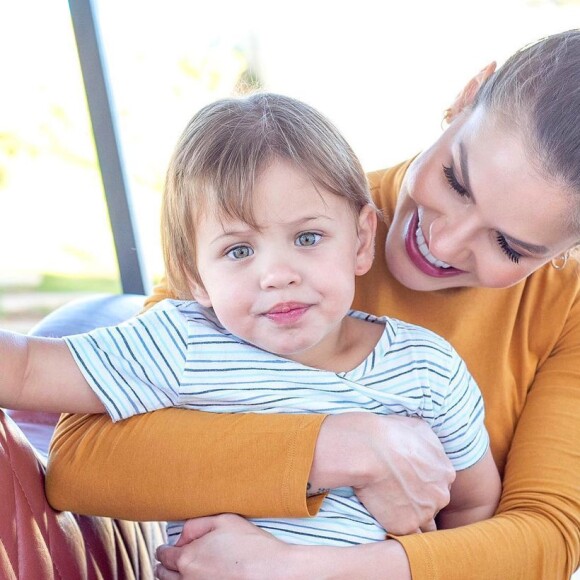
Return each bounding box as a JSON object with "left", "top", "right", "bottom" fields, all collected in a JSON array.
[{"left": 416, "top": 211, "right": 452, "bottom": 269}]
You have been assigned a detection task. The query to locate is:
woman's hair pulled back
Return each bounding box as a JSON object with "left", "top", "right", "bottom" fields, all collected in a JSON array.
[{"left": 473, "top": 29, "right": 580, "bottom": 226}]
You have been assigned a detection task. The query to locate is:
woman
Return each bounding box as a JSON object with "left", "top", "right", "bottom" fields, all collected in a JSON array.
[{"left": 47, "top": 30, "right": 580, "bottom": 578}]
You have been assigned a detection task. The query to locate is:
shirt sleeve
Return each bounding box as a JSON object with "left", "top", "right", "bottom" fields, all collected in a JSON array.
[
  {"left": 64, "top": 301, "right": 188, "bottom": 421},
  {"left": 46, "top": 409, "right": 326, "bottom": 521},
  {"left": 432, "top": 348, "right": 489, "bottom": 471}
]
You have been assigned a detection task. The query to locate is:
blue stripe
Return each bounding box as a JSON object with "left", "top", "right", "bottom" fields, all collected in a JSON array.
[{"left": 66, "top": 340, "right": 122, "bottom": 418}]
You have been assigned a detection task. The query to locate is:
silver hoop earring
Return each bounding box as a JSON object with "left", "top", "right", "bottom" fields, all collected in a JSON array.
[{"left": 551, "top": 251, "right": 570, "bottom": 270}]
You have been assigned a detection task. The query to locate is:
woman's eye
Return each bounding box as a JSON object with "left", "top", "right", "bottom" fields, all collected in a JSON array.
[
  {"left": 496, "top": 233, "right": 522, "bottom": 264},
  {"left": 226, "top": 245, "right": 254, "bottom": 260},
  {"left": 442, "top": 164, "right": 468, "bottom": 197},
  {"left": 296, "top": 232, "right": 322, "bottom": 247}
]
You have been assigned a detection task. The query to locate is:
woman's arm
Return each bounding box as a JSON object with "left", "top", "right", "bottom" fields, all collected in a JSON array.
[
  {"left": 155, "top": 514, "right": 412, "bottom": 580},
  {"left": 47, "top": 410, "right": 325, "bottom": 521},
  {"left": 396, "top": 334, "right": 580, "bottom": 579},
  {"left": 47, "top": 411, "right": 455, "bottom": 529}
]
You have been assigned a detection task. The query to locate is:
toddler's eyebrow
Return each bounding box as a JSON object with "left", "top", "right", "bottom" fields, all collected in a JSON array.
[
  {"left": 210, "top": 215, "right": 333, "bottom": 244},
  {"left": 210, "top": 227, "right": 254, "bottom": 245}
]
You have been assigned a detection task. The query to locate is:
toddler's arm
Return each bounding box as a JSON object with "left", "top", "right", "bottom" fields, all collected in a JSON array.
[
  {"left": 437, "top": 448, "right": 500, "bottom": 528},
  {"left": 0, "top": 330, "right": 105, "bottom": 414}
]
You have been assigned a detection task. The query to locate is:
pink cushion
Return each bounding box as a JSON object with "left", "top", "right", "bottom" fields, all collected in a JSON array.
[{"left": 0, "top": 408, "right": 165, "bottom": 579}]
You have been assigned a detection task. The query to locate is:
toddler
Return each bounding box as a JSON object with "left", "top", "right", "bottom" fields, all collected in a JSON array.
[{"left": 1, "top": 92, "right": 500, "bottom": 546}]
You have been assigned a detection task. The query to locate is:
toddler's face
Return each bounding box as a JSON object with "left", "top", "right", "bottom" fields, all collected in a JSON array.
[{"left": 190, "top": 158, "right": 375, "bottom": 365}]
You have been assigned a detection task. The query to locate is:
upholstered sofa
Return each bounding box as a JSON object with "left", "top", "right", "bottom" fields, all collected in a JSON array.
[{"left": 1, "top": 293, "right": 165, "bottom": 579}]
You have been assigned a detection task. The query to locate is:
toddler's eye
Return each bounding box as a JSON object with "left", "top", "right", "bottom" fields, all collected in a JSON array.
[
  {"left": 226, "top": 245, "right": 254, "bottom": 260},
  {"left": 296, "top": 232, "right": 321, "bottom": 247}
]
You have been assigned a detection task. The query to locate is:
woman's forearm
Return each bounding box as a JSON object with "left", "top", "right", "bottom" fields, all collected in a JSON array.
[
  {"left": 398, "top": 513, "right": 575, "bottom": 580},
  {"left": 155, "top": 514, "right": 411, "bottom": 580},
  {"left": 287, "top": 540, "right": 411, "bottom": 580},
  {"left": 46, "top": 409, "right": 324, "bottom": 521}
]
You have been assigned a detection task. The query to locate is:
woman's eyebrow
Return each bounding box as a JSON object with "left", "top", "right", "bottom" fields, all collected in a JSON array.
[
  {"left": 459, "top": 142, "right": 473, "bottom": 198},
  {"left": 459, "top": 143, "right": 549, "bottom": 256},
  {"left": 501, "top": 233, "right": 550, "bottom": 256}
]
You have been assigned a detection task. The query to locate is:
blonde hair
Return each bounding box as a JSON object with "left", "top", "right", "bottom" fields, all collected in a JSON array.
[{"left": 161, "top": 92, "right": 373, "bottom": 298}]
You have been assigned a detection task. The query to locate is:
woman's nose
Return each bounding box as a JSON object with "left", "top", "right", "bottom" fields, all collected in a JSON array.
[{"left": 427, "top": 214, "right": 473, "bottom": 266}]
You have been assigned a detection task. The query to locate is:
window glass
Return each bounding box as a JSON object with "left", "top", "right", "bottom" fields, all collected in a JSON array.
[{"left": 1, "top": 0, "right": 578, "bottom": 330}]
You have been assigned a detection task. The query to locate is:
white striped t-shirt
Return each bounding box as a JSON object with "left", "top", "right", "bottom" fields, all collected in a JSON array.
[{"left": 65, "top": 299, "right": 489, "bottom": 546}]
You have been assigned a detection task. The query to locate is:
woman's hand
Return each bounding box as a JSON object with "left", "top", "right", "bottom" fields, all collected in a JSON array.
[
  {"left": 155, "top": 514, "right": 293, "bottom": 579},
  {"left": 155, "top": 514, "right": 412, "bottom": 580},
  {"left": 309, "top": 413, "right": 455, "bottom": 534}
]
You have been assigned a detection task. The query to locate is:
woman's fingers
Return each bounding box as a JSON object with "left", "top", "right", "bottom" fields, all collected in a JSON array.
[
  {"left": 155, "top": 514, "right": 291, "bottom": 579},
  {"left": 155, "top": 544, "right": 185, "bottom": 578},
  {"left": 309, "top": 413, "right": 454, "bottom": 535},
  {"left": 175, "top": 516, "right": 218, "bottom": 546},
  {"left": 155, "top": 516, "right": 224, "bottom": 578},
  {"left": 155, "top": 558, "right": 181, "bottom": 580},
  {"left": 353, "top": 415, "right": 455, "bottom": 534}
]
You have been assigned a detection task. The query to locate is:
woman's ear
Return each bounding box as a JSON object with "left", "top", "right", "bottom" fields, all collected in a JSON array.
[
  {"left": 445, "top": 62, "right": 496, "bottom": 123},
  {"left": 355, "top": 204, "right": 377, "bottom": 276}
]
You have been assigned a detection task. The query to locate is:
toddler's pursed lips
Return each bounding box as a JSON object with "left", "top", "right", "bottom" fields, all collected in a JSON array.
[
  {"left": 261, "top": 302, "right": 311, "bottom": 324},
  {"left": 265, "top": 302, "right": 309, "bottom": 315}
]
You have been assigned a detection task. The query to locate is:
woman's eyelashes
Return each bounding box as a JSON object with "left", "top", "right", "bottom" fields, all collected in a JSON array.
[
  {"left": 442, "top": 164, "right": 468, "bottom": 197},
  {"left": 441, "top": 164, "right": 523, "bottom": 265},
  {"left": 495, "top": 233, "right": 522, "bottom": 264}
]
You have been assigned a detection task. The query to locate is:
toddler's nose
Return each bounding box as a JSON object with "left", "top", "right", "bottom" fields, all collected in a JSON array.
[{"left": 260, "top": 261, "right": 301, "bottom": 289}]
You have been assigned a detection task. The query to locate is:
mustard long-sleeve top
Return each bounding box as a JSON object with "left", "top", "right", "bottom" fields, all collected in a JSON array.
[{"left": 47, "top": 160, "right": 580, "bottom": 579}]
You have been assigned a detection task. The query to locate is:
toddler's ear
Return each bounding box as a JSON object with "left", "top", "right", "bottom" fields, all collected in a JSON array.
[
  {"left": 189, "top": 282, "right": 212, "bottom": 308},
  {"left": 355, "top": 204, "right": 377, "bottom": 276}
]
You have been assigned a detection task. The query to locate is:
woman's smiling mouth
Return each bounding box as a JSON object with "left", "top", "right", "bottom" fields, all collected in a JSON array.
[{"left": 404, "top": 208, "right": 464, "bottom": 278}]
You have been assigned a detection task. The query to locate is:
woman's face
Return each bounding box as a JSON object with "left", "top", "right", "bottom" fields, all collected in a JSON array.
[{"left": 385, "top": 106, "right": 578, "bottom": 291}]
